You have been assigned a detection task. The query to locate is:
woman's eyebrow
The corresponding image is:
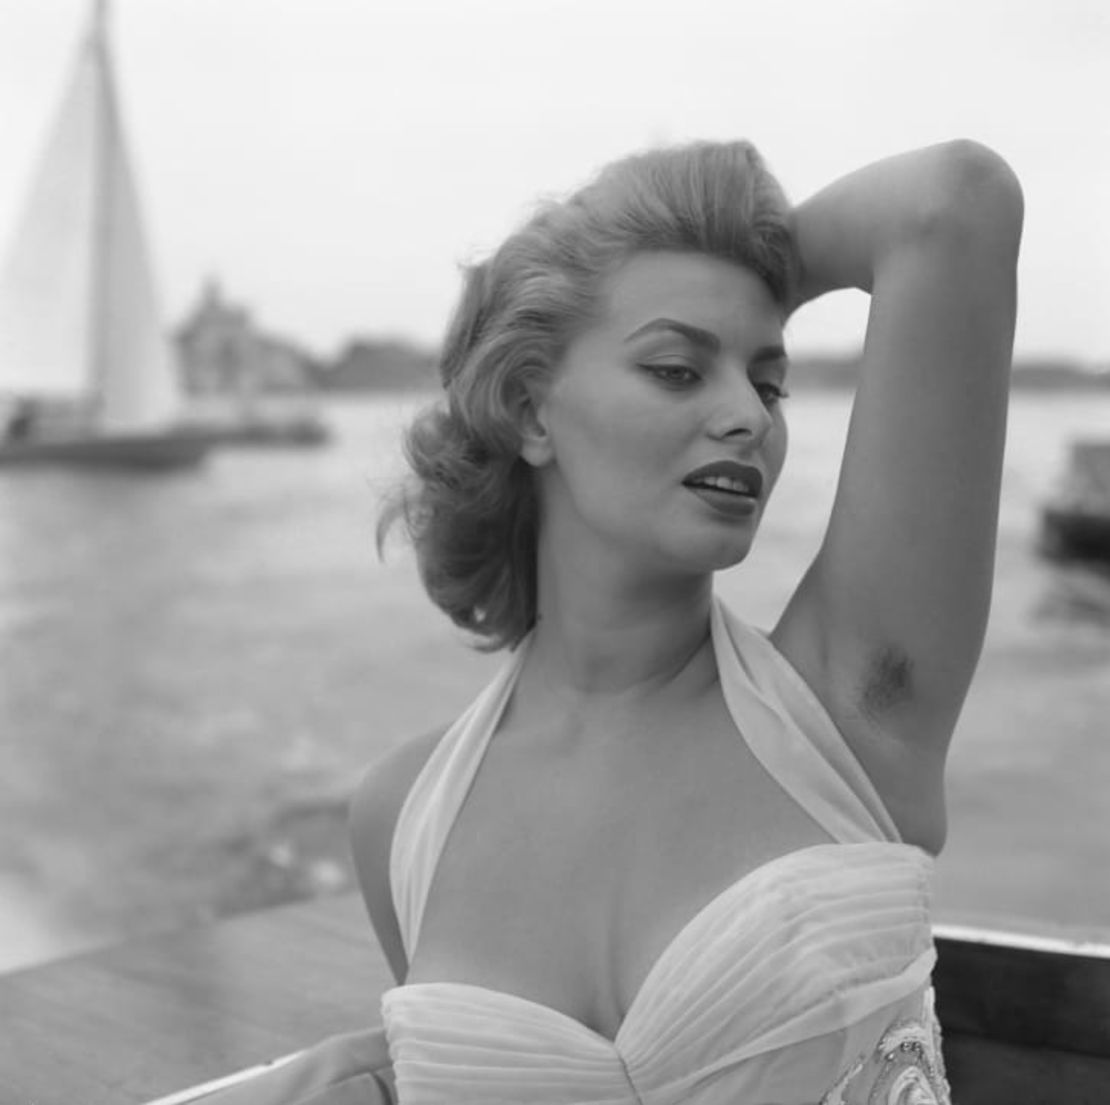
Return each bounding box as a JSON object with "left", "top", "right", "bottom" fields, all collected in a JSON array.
[
  {"left": 751, "top": 345, "right": 790, "bottom": 368},
  {"left": 624, "top": 318, "right": 787, "bottom": 366},
  {"left": 624, "top": 318, "right": 720, "bottom": 351}
]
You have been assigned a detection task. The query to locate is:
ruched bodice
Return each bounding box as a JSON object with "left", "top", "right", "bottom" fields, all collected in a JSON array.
[{"left": 381, "top": 597, "right": 951, "bottom": 1104}]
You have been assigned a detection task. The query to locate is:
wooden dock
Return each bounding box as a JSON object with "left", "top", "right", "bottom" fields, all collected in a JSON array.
[
  {"left": 1, "top": 896, "right": 1108, "bottom": 1104},
  {"left": 0, "top": 894, "right": 391, "bottom": 1105}
]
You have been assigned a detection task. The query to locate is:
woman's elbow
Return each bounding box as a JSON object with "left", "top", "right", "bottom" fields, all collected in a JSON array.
[{"left": 920, "top": 140, "right": 1025, "bottom": 247}]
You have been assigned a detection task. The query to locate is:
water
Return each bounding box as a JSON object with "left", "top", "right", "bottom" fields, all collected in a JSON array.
[{"left": 2, "top": 390, "right": 1109, "bottom": 973}]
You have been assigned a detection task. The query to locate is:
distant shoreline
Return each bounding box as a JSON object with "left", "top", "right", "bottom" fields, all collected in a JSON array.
[
  {"left": 315, "top": 363, "right": 1110, "bottom": 396},
  {"left": 310, "top": 344, "right": 1110, "bottom": 395}
]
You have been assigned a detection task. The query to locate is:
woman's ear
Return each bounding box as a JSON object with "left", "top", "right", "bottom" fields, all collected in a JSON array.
[{"left": 516, "top": 376, "right": 554, "bottom": 468}]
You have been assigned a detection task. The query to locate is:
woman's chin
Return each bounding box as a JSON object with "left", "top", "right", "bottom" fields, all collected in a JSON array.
[
  {"left": 705, "top": 546, "right": 753, "bottom": 573},
  {"left": 663, "top": 533, "right": 755, "bottom": 575}
]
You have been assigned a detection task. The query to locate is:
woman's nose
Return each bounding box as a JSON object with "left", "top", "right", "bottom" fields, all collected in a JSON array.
[{"left": 706, "top": 371, "right": 774, "bottom": 442}]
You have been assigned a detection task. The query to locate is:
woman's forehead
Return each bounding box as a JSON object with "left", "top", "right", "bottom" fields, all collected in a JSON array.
[{"left": 597, "top": 251, "right": 783, "bottom": 344}]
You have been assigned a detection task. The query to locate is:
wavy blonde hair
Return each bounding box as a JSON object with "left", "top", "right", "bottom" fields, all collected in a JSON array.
[{"left": 377, "top": 140, "right": 797, "bottom": 651}]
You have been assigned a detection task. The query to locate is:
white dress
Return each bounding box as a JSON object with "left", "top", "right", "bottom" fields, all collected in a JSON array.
[{"left": 381, "top": 595, "right": 952, "bottom": 1104}]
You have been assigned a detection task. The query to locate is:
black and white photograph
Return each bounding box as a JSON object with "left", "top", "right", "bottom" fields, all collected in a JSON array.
[{"left": 0, "top": 1, "right": 1108, "bottom": 1102}]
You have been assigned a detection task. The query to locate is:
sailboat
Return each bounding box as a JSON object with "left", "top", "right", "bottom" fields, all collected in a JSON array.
[{"left": 0, "top": 0, "right": 209, "bottom": 470}]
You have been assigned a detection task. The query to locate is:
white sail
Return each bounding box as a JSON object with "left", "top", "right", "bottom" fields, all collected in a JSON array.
[
  {"left": 90, "top": 4, "right": 179, "bottom": 431},
  {"left": 0, "top": 0, "right": 181, "bottom": 432},
  {"left": 0, "top": 13, "right": 99, "bottom": 398}
]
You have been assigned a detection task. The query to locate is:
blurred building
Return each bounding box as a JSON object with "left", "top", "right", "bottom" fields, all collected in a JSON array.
[
  {"left": 175, "top": 280, "right": 320, "bottom": 421},
  {"left": 323, "top": 337, "right": 437, "bottom": 391}
]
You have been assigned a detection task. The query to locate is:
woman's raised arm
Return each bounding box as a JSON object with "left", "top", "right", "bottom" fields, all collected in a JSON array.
[{"left": 771, "top": 140, "right": 1023, "bottom": 850}]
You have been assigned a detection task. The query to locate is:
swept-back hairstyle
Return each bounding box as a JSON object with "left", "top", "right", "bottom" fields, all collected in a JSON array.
[{"left": 377, "top": 140, "right": 797, "bottom": 651}]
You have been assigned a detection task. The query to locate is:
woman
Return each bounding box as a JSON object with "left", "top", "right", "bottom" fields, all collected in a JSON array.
[{"left": 213, "top": 137, "right": 1021, "bottom": 1104}]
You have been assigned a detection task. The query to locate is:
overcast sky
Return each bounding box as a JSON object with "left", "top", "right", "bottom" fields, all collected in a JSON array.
[{"left": 0, "top": 0, "right": 1107, "bottom": 363}]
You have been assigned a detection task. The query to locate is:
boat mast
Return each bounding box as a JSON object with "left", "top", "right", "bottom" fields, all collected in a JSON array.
[{"left": 87, "top": 0, "right": 113, "bottom": 424}]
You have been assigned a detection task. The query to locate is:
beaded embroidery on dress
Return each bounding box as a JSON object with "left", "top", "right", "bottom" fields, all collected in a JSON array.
[
  {"left": 382, "top": 596, "right": 954, "bottom": 1104},
  {"left": 821, "top": 987, "right": 950, "bottom": 1104}
]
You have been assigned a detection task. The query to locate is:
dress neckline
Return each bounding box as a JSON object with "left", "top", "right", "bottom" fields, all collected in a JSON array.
[
  {"left": 384, "top": 839, "right": 929, "bottom": 1048},
  {"left": 385, "top": 594, "right": 930, "bottom": 1048}
]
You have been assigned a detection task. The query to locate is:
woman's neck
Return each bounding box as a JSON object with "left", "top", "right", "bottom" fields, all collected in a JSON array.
[{"left": 526, "top": 537, "right": 716, "bottom": 705}]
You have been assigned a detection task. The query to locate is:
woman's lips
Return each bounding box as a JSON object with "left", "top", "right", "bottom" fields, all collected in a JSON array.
[
  {"left": 682, "top": 459, "right": 764, "bottom": 498},
  {"left": 685, "top": 483, "right": 759, "bottom": 518}
]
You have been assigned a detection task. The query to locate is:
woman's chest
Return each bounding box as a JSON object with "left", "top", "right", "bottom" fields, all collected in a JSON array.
[{"left": 405, "top": 692, "right": 834, "bottom": 1040}]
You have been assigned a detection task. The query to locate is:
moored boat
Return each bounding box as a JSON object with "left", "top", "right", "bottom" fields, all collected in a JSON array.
[
  {"left": 1041, "top": 504, "right": 1110, "bottom": 561},
  {"left": 1039, "top": 440, "right": 1110, "bottom": 561},
  {"left": 0, "top": 427, "right": 210, "bottom": 470}
]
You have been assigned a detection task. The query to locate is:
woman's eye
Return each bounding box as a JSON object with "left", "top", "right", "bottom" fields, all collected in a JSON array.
[
  {"left": 757, "top": 383, "right": 790, "bottom": 407},
  {"left": 643, "top": 362, "right": 699, "bottom": 386}
]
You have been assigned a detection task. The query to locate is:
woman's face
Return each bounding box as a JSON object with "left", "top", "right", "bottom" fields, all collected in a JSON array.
[{"left": 526, "top": 251, "right": 790, "bottom": 580}]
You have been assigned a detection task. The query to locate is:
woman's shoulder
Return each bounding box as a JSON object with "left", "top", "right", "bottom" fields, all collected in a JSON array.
[
  {"left": 352, "top": 728, "right": 448, "bottom": 810},
  {"left": 348, "top": 727, "right": 448, "bottom": 984}
]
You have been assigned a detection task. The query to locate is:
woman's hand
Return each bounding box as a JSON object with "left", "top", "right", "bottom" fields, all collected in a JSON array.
[
  {"left": 784, "top": 213, "right": 820, "bottom": 318},
  {"left": 200, "top": 1028, "right": 395, "bottom": 1104}
]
